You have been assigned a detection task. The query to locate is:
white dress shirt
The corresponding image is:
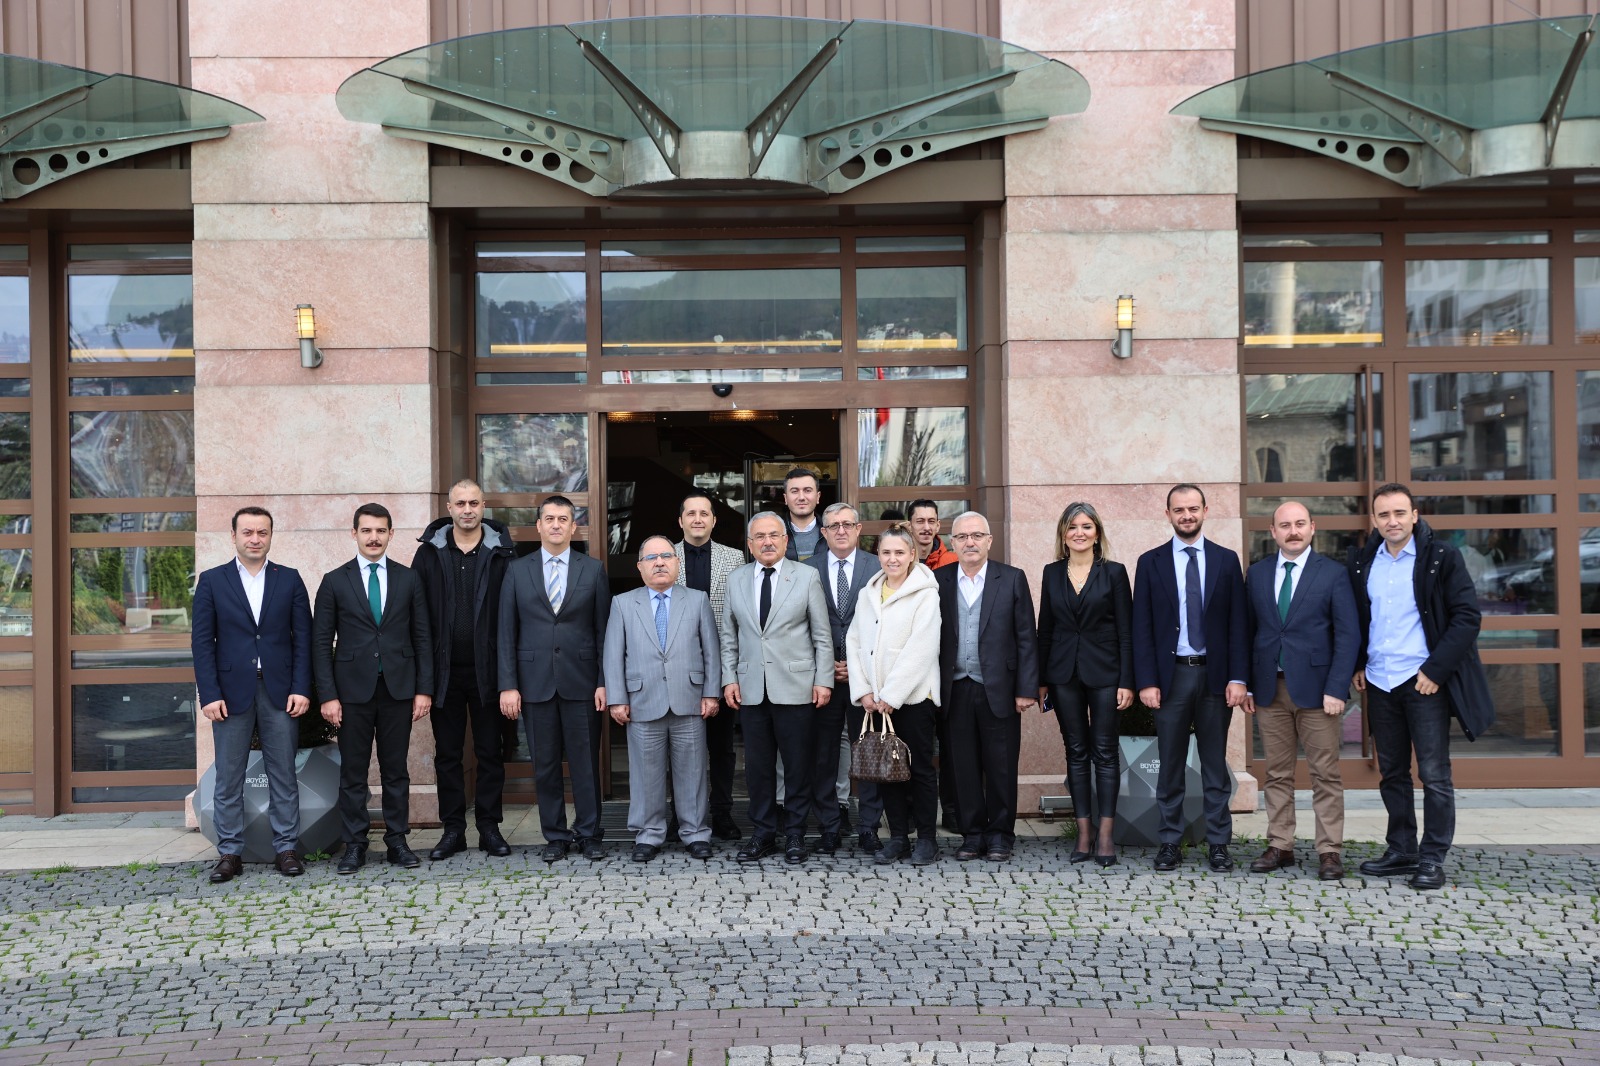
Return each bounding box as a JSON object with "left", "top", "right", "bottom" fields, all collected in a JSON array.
[
  {"left": 236, "top": 558, "right": 266, "bottom": 624},
  {"left": 1275, "top": 549, "right": 1310, "bottom": 605},
  {"left": 958, "top": 562, "right": 989, "bottom": 607},
  {"left": 1171, "top": 535, "right": 1207, "bottom": 656},
  {"left": 751, "top": 556, "right": 786, "bottom": 600},
  {"left": 357, "top": 554, "right": 389, "bottom": 612},
  {"left": 541, "top": 546, "right": 571, "bottom": 607}
]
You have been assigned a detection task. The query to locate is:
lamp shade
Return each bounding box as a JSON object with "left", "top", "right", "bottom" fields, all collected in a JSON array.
[
  {"left": 294, "top": 304, "right": 316, "bottom": 340},
  {"left": 1116, "top": 295, "right": 1135, "bottom": 330}
]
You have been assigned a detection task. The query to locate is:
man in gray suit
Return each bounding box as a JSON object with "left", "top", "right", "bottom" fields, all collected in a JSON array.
[
  {"left": 722, "top": 510, "right": 833, "bottom": 864},
  {"left": 605, "top": 535, "right": 722, "bottom": 862},
  {"left": 498, "top": 495, "right": 611, "bottom": 863}
]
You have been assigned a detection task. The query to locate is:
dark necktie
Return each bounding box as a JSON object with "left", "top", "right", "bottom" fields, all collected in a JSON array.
[
  {"left": 367, "top": 562, "right": 382, "bottom": 625},
  {"left": 1278, "top": 561, "right": 1296, "bottom": 623},
  {"left": 1184, "top": 546, "right": 1205, "bottom": 653},
  {"left": 759, "top": 566, "right": 775, "bottom": 628},
  {"left": 836, "top": 559, "right": 850, "bottom": 618}
]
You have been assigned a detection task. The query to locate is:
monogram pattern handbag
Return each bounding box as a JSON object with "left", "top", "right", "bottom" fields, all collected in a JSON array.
[{"left": 851, "top": 709, "right": 911, "bottom": 783}]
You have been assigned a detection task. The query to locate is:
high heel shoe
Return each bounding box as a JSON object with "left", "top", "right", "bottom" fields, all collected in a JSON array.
[
  {"left": 1069, "top": 847, "right": 1094, "bottom": 864},
  {"left": 1095, "top": 849, "right": 1119, "bottom": 867}
]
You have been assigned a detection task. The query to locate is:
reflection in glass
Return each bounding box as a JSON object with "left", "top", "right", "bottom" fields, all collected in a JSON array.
[
  {"left": 69, "top": 244, "right": 190, "bottom": 261},
  {"left": 477, "top": 241, "right": 584, "bottom": 258},
  {"left": 1414, "top": 496, "right": 1552, "bottom": 516},
  {"left": 475, "top": 372, "right": 588, "bottom": 386},
  {"left": 0, "top": 549, "right": 32, "bottom": 636},
  {"left": 1405, "top": 259, "right": 1548, "bottom": 346},
  {"left": 71, "top": 682, "right": 196, "bottom": 772},
  {"left": 1476, "top": 630, "right": 1556, "bottom": 650},
  {"left": 478, "top": 413, "right": 589, "bottom": 495},
  {"left": 488, "top": 506, "right": 590, "bottom": 528},
  {"left": 0, "top": 379, "right": 28, "bottom": 398},
  {"left": 599, "top": 368, "right": 842, "bottom": 384},
  {"left": 1246, "top": 496, "right": 1362, "bottom": 518},
  {"left": 67, "top": 275, "right": 194, "bottom": 361},
  {"left": 70, "top": 512, "right": 196, "bottom": 534},
  {"left": 69, "top": 376, "right": 193, "bottom": 397},
  {"left": 602, "top": 239, "right": 837, "bottom": 257},
  {"left": 858, "top": 407, "right": 967, "bottom": 487},
  {"left": 1579, "top": 259, "right": 1600, "bottom": 344},
  {"left": 1450, "top": 663, "right": 1557, "bottom": 756},
  {"left": 0, "top": 276, "right": 27, "bottom": 363},
  {"left": 1576, "top": 372, "right": 1600, "bottom": 476},
  {"left": 70, "top": 545, "right": 196, "bottom": 635},
  {"left": 858, "top": 236, "right": 964, "bottom": 252},
  {"left": 859, "top": 366, "right": 969, "bottom": 380},
  {"left": 1405, "top": 232, "right": 1547, "bottom": 245},
  {"left": 477, "top": 272, "right": 586, "bottom": 357},
  {"left": 857, "top": 267, "right": 966, "bottom": 351},
  {"left": 69, "top": 411, "right": 194, "bottom": 498},
  {"left": 0, "top": 413, "right": 28, "bottom": 499},
  {"left": 601, "top": 269, "right": 841, "bottom": 356},
  {"left": 1247, "top": 530, "right": 1365, "bottom": 566},
  {"left": 1242, "top": 234, "right": 1380, "bottom": 247},
  {"left": 1408, "top": 371, "right": 1550, "bottom": 480},
  {"left": 1447, "top": 527, "right": 1555, "bottom": 616},
  {"left": 1585, "top": 664, "right": 1600, "bottom": 754},
  {"left": 1245, "top": 374, "right": 1381, "bottom": 482},
  {"left": 857, "top": 499, "right": 968, "bottom": 521},
  {"left": 72, "top": 647, "right": 195, "bottom": 670},
  {"left": 1243, "top": 261, "right": 1382, "bottom": 347},
  {"left": 0, "top": 687, "right": 28, "bottom": 774}
]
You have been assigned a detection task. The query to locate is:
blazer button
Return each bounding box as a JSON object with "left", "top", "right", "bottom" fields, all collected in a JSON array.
[{"left": 373, "top": 652, "right": 380, "bottom": 657}]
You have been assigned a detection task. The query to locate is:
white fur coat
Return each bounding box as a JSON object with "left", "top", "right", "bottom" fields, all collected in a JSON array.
[{"left": 846, "top": 562, "right": 942, "bottom": 710}]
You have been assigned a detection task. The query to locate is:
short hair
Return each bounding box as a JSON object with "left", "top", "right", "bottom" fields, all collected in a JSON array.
[
  {"left": 679, "top": 493, "right": 715, "bottom": 515},
  {"left": 877, "top": 522, "right": 917, "bottom": 555},
  {"left": 637, "top": 534, "right": 674, "bottom": 558},
  {"left": 448, "top": 478, "right": 483, "bottom": 498},
  {"left": 783, "top": 467, "right": 819, "bottom": 489},
  {"left": 821, "top": 501, "right": 858, "bottom": 524},
  {"left": 1371, "top": 482, "right": 1416, "bottom": 509},
  {"left": 908, "top": 499, "right": 940, "bottom": 520},
  {"left": 747, "top": 510, "right": 786, "bottom": 536},
  {"left": 878, "top": 507, "right": 906, "bottom": 521},
  {"left": 1054, "top": 501, "right": 1111, "bottom": 563},
  {"left": 353, "top": 502, "right": 392, "bottom": 530},
  {"left": 538, "top": 494, "right": 576, "bottom": 519},
  {"left": 1166, "top": 483, "right": 1207, "bottom": 509},
  {"left": 951, "top": 510, "right": 990, "bottom": 533},
  {"left": 231, "top": 506, "right": 273, "bottom": 533}
]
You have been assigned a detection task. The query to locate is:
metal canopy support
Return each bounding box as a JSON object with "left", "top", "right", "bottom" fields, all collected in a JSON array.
[
  {"left": 819, "top": 117, "right": 1047, "bottom": 193},
  {"left": 0, "top": 85, "right": 91, "bottom": 145},
  {"left": 1541, "top": 18, "right": 1596, "bottom": 167},
  {"left": 1323, "top": 68, "right": 1474, "bottom": 176},
  {"left": 746, "top": 27, "right": 848, "bottom": 175},
  {"left": 0, "top": 126, "right": 232, "bottom": 201},
  {"left": 574, "top": 37, "right": 683, "bottom": 176},
  {"left": 383, "top": 125, "right": 612, "bottom": 195},
  {"left": 1197, "top": 117, "right": 1423, "bottom": 186}
]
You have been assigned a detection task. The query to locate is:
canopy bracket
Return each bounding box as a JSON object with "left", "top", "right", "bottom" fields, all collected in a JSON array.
[
  {"left": 1196, "top": 117, "right": 1422, "bottom": 187},
  {"left": 575, "top": 37, "right": 683, "bottom": 176},
  {"left": 1542, "top": 18, "right": 1596, "bottom": 166},
  {"left": 746, "top": 27, "right": 848, "bottom": 175},
  {"left": 1323, "top": 68, "right": 1473, "bottom": 176},
  {"left": 0, "top": 85, "right": 92, "bottom": 148},
  {"left": 0, "top": 127, "right": 231, "bottom": 201}
]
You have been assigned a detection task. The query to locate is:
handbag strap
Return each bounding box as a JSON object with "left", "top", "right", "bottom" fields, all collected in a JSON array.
[{"left": 856, "top": 708, "right": 899, "bottom": 738}]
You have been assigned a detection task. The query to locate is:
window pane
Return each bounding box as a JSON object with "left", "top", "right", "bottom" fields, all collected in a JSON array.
[
  {"left": 1407, "top": 371, "right": 1551, "bottom": 479},
  {"left": 857, "top": 266, "right": 965, "bottom": 352},
  {"left": 601, "top": 269, "right": 841, "bottom": 356},
  {"left": 69, "top": 376, "right": 193, "bottom": 397},
  {"left": 599, "top": 368, "right": 842, "bottom": 383},
  {"left": 71, "top": 682, "right": 196, "bottom": 772},
  {"left": 475, "top": 372, "right": 588, "bottom": 386},
  {"left": 72, "top": 648, "right": 195, "bottom": 670},
  {"left": 1450, "top": 663, "right": 1557, "bottom": 756},
  {"left": 1577, "top": 371, "right": 1600, "bottom": 479},
  {"left": 0, "top": 412, "right": 28, "bottom": 499},
  {"left": 0, "top": 548, "right": 33, "bottom": 637},
  {"left": 1246, "top": 496, "right": 1363, "bottom": 517},
  {"left": 1405, "top": 259, "right": 1549, "bottom": 346},
  {"left": 1573, "top": 258, "right": 1600, "bottom": 344},
  {"left": 477, "top": 272, "right": 586, "bottom": 357},
  {"left": 1242, "top": 233, "right": 1381, "bottom": 248},
  {"left": 0, "top": 686, "right": 29, "bottom": 773},
  {"left": 72, "top": 784, "right": 193, "bottom": 803},
  {"left": 477, "top": 413, "right": 589, "bottom": 494},
  {"left": 70, "top": 512, "right": 195, "bottom": 534},
  {"left": 1445, "top": 527, "right": 1554, "bottom": 616},
  {"left": 859, "top": 366, "right": 969, "bottom": 380},
  {"left": 1413, "top": 495, "right": 1552, "bottom": 516},
  {"left": 69, "top": 243, "right": 190, "bottom": 261},
  {"left": 1585, "top": 664, "right": 1600, "bottom": 754},
  {"left": 602, "top": 239, "right": 837, "bottom": 257},
  {"left": 68, "top": 275, "right": 194, "bottom": 361},
  {"left": 1246, "top": 529, "right": 1364, "bottom": 565},
  {"left": 1243, "top": 261, "right": 1382, "bottom": 347},
  {"left": 70, "top": 545, "right": 196, "bottom": 635},
  {"left": 1405, "top": 232, "right": 1547, "bottom": 245},
  {"left": 857, "top": 499, "right": 969, "bottom": 520},
  {"left": 477, "top": 241, "right": 584, "bottom": 257},
  {"left": 857, "top": 407, "right": 967, "bottom": 486},
  {"left": 69, "top": 410, "right": 194, "bottom": 498},
  {"left": 1245, "top": 374, "right": 1380, "bottom": 482},
  {"left": 0, "top": 276, "right": 27, "bottom": 363},
  {"left": 858, "top": 236, "right": 964, "bottom": 252}
]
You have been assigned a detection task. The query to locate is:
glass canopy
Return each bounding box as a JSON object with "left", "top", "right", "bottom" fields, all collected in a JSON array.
[
  {"left": 1173, "top": 16, "right": 1600, "bottom": 188},
  {"left": 337, "top": 16, "right": 1088, "bottom": 198},
  {"left": 0, "top": 54, "right": 263, "bottom": 200}
]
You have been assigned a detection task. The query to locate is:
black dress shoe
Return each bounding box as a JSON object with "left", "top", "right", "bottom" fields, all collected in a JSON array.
[
  {"left": 387, "top": 843, "right": 421, "bottom": 868},
  {"left": 736, "top": 837, "right": 776, "bottom": 863},
  {"left": 1359, "top": 850, "right": 1419, "bottom": 877},
  {"left": 857, "top": 832, "right": 882, "bottom": 854},
  {"left": 580, "top": 838, "right": 606, "bottom": 861},
  {"left": 711, "top": 815, "right": 742, "bottom": 841},
  {"left": 956, "top": 837, "right": 985, "bottom": 861},
  {"left": 1208, "top": 844, "right": 1235, "bottom": 872},
  {"left": 817, "top": 832, "right": 840, "bottom": 855},
  {"left": 478, "top": 826, "right": 512, "bottom": 857},
  {"left": 875, "top": 836, "right": 909, "bottom": 864},
  {"left": 540, "top": 841, "right": 571, "bottom": 863},
  {"left": 1095, "top": 849, "right": 1119, "bottom": 868},
  {"left": 909, "top": 838, "right": 939, "bottom": 866},
  {"left": 837, "top": 804, "right": 853, "bottom": 834},
  {"left": 337, "top": 843, "right": 368, "bottom": 875},
  {"left": 429, "top": 829, "right": 467, "bottom": 861},
  {"left": 631, "top": 843, "right": 660, "bottom": 863},
  {"left": 985, "top": 845, "right": 1012, "bottom": 862},
  {"left": 274, "top": 850, "right": 305, "bottom": 877},
  {"left": 1069, "top": 846, "right": 1094, "bottom": 864},
  {"left": 1153, "top": 843, "right": 1181, "bottom": 872},
  {"left": 209, "top": 854, "right": 243, "bottom": 883},
  {"left": 1409, "top": 861, "right": 1446, "bottom": 890},
  {"left": 784, "top": 834, "right": 809, "bottom": 864},
  {"left": 688, "top": 840, "right": 714, "bottom": 860}
]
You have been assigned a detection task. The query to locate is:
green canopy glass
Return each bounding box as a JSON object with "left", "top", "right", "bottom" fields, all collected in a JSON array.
[
  {"left": 0, "top": 54, "right": 263, "bottom": 200},
  {"left": 1173, "top": 15, "right": 1600, "bottom": 188},
  {"left": 337, "top": 15, "right": 1088, "bottom": 198}
]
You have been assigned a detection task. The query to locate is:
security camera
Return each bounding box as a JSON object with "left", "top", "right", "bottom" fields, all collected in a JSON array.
[{"left": 711, "top": 383, "right": 734, "bottom": 398}]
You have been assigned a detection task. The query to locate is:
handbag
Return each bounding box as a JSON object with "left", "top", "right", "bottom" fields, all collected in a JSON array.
[{"left": 851, "top": 709, "right": 911, "bottom": 783}]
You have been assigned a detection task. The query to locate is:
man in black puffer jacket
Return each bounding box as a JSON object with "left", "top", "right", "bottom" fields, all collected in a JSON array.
[{"left": 412, "top": 479, "right": 517, "bottom": 860}]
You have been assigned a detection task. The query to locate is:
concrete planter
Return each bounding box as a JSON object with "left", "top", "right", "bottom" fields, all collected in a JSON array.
[
  {"left": 1113, "top": 734, "right": 1206, "bottom": 847},
  {"left": 196, "top": 743, "right": 342, "bottom": 863}
]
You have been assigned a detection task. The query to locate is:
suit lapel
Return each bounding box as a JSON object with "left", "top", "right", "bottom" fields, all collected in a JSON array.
[
  {"left": 219, "top": 560, "right": 252, "bottom": 621},
  {"left": 978, "top": 564, "right": 1000, "bottom": 631},
  {"left": 1157, "top": 545, "right": 1180, "bottom": 611},
  {"left": 663, "top": 588, "right": 686, "bottom": 652},
  {"left": 1282, "top": 553, "right": 1319, "bottom": 626},
  {"left": 1201, "top": 540, "right": 1220, "bottom": 610},
  {"left": 379, "top": 563, "right": 401, "bottom": 625},
  {"left": 258, "top": 563, "right": 281, "bottom": 623},
  {"left": 763, "top": 564, "right": 800, "bottom": 631},
  {"left": 346, "top": 560, "right": 376, "bottom": 627}
]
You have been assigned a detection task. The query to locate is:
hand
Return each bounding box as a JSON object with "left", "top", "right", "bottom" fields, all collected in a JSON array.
[
  {"left": 1352, "top": 669, "right": 1366, "bottom": 692},
  {"left": 1240, "top": 693, "right": 1256, "bottom": 715},
  {"left": 1115, "top": 687, "right": 1133, "bottom": 712},
  {"left": 594, "top": 686, "right": 607, "bottom": 713},
  {"left": 1139, "top": 686, "right": 1162, "bottom": 710},
  {"left": 1013, "top": 697, "right": 1034, "bottom": 715},
  {"left": 1225, "top": 682, "right": 1248, "bottom": 708},
  {"left": 411, "top": 695, "right": 432, "bottom": 721},
  {"left": 610, "top": 704, "right": 630, "bottom": 725},
  {"left": 834, "top": 660, "right": 849, "bottom": 682},
  {"left": 320, "top": 699, "right": 342, "bottom": 728},
  {"left": 286, "top": 694, "right": 310, "bottom": 718},
  {"left": 1322, "top": 695, "right": 1345, "bottom": 716},
  {"left": 1414, "top": 670, "right": 1439, "bottom": 696},
  {"left": 201, "top": 699, "right": 228, "bottom": 722},
  {"left": 700, "top": 698, "right": 719, "bottom": 719},
  {"left": 723, "top": 682, "right": 741, "bottom": 709},
  {"left": 811, "top": 685, "right": 830, "bottom": 708},
  {"left": 1038, "top": 686, "right": 1050, "bottom": 707},
  {"left": 499, "top": 689, "right": 522, "bottom": 719}
]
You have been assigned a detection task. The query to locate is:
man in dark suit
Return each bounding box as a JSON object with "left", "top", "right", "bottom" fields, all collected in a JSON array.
[
  {"left": 314, "top": 502, "right": 435, "bottom": 874},
  {"left": 805, "top": 502, "right": 881, "bottom": 852},
  {"left": 1132, "top": 483, "right": 1248, "bottom": 873},
  {"left": 1242, "top": 501, "right": 1359, "bottom": 881},
  {"left": 936, "top": 510, "right": 1039, "bottom": 863},
  {"left": 192, "top": 505, "right": 314, "bottom": 883},
  {"left": 498, "top": 494, "right": 612, "bottom": 863}
]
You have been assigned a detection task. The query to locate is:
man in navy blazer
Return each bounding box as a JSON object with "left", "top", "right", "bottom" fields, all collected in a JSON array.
[
  {"left": 1132, "top": 484, "right": 1248, "bottom": 873},
  {"left": 192, "top": 506, "right": 314, "bottom": 883},
  {"left": 1242, "top": 502, "right": 1359, "bottom": 881}
]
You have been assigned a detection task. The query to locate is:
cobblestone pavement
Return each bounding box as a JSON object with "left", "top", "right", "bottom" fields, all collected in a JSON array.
[{"left": 0, "top": 840, "right": 1595, "bottom": 1065}]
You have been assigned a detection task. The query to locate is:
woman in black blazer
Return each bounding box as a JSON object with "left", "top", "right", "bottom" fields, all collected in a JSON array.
[{"left": 1036, "top": 502, "right": 1133, "bottom": 866}]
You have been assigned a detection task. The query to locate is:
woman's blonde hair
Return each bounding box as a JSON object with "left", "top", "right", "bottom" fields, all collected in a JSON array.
[{"left": 877, "top": 521, "right": 917, "bottom": 556}]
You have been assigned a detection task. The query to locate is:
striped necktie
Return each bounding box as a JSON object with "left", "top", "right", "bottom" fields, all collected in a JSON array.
[{"left": 547, "top": 557, "right": 563, "bottom": 613}]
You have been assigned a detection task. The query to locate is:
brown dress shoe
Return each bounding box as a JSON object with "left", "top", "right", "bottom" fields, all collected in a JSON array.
[
  {"left": 209, "top": 854, "right": 243, "bottom": 883},
  {"left": 1318, "top": 852, "right": 1345, "bottom": 880},
  {"left": 1249, "top": 846, "right": 1296, "bottom": 872},
  {"left": 274, "top": 850, "right": 305, "bottom": 877}
]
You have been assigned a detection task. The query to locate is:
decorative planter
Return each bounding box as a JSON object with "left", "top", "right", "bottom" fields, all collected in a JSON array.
[
  {"left": 1113, "top": 734, "right": 1207, "bottom": 847},
  {"left": 196, "top": 743, "right": 342, "bottom": 863}
]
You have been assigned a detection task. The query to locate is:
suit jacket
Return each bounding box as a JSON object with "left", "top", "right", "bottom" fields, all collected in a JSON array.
[
  {"left": 805, "top": 549, "right": 881, "bottom": 658},
  {"left": 1037, "top": 558, "right": 1134, "bottom": 690},
  {"left": 193, "top": 559, "right": 314, "bottom": 715},
  {"left": 311, "top": 557, "right": 434, "bottom": 705},
  {"left": 674, "top": 538, "right": 743, "bottom": 644},
  {"left": 720, "top": 559, "right": 833, "bottom": 705},
  {"left": 603, "top": 586, "right": 721, "bottom": 722},
  {"left": 935, "top": 561, "right": 1040, "bottom": 717},
  {"left": 497, "top": 549, "right": 610, "bottom": 702},
  {"left": 1131, "top": 537, "right": 1249, "bottom": 698},
  {"left": 1245, "top": 550, "right": 1360, "bottom": 709}
]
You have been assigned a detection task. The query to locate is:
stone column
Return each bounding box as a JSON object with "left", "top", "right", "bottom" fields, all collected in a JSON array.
[
  {"left": 187, "top": 3, "right": 444, "bottom": 824},
  {"left": 998, "top": 0, "right": 1257, "bottom": 816}
]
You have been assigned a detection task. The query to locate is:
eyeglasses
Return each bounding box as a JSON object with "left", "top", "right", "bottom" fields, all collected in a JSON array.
[
  {"left": 749, "top": 532, "right": 787, "bottom": 543},
  {"left": 951, "top": 532, "right": 990, "bottom": 544},
  {"left": 638, "top": 552, "right": 673, "bottom": 562},
  {"left": 822, "top": 522, "right": 860, "bottom": 532}
]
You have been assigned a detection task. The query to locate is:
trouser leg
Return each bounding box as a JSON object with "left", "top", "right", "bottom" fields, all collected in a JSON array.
[
  {"left": 210, "top": 691, "right": 258, "bottom": 857},
  {"left": 703, "top": 699, "right": 736, "bottom": 819},
  {"left": 1191, "top": 687, "right": 1233, "bottom": 845},
  {"left": 1051, "top": 680, "right": 1093, "bottom": 820},
  {"left": 1086, "top": 684, "right": 1121, "bottom": 821},
  {"left": 945, "top": 679, "right": 987, "bottom": 838},
  {"left": 373, "top": 696, "right": 413, "bottom": 847},
  {"left": 768, "top": 703, "right": 814, "bottom": 836},
  {"left": 526, "top": 700, "right": 571, "bottom": 842},
  {"left": 559, "top": 697, "right": 604, "bottom": 841},
  {"left": 808, "top": 691, "right": 847, "bottom": 834},
  {"left": 1256, "top": 681, "right": 1301, "bottom": 851},
  {"left": 336, "top": 699, "right": 377, "bottom": 845},
  {"left": 669, "top": 713, "right": 711, "bottom": 843},
  {"left": 1298, "top": 697, "right": 1346, "bottom": 855},
  {"left": 975, "top": 705, "right": 1021, "bottom": 848},
  {"left": 253, "top": 680, "right": 302, "bottom": 854},
  {"left": 430, "top": 684, "right": 471, "bottom": 833},
  {"left": 1155, "top": 664, "right": 1202, "bottom": 845},
  {"left": 846, "top": 703, "right": 884, "bottom": 832},
  {"left": 465, "top": 683, "right": 507, "bottom": 829},
  {"left": 742, "top": 701, "right": 779, "bottom": 841},
  {"left": 1406, "top": 686, "right": 1455, "bottom": 864},
  {"left": 627, "top": 717, "right": 670, "bottom": 847},
  {"left": 896, "top": 701, "right": 940, "bottom": 840},
  {"left": 1365, "top": 682, "right": 1418, "bottom": 857}
]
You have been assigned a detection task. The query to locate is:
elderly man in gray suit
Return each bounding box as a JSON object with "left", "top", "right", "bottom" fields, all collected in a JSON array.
[
  {"left": 605, "top": 535, "right": 722, "bottom": 863},
  {"left": 722, "top": 510, "right": 833, "bottom": 865}
]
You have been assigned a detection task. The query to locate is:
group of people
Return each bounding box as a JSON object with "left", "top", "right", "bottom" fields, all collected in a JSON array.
[{"left": 192, "top": 470, "right": 1491, "bottom": 892}]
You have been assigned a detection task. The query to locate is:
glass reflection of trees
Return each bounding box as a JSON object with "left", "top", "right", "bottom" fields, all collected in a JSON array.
[
  {"left": 478, "top": 413, "right": 589, "bottom": 494},
  {"left": 478, "top": 273, "right": 586, "bottom": 356},
  {"left": 1243, "top": 261, "right": 1382, "bottom": 346},
  {"left": 858, "top": 407, "right": 967, "bottom": 487},
  {"left": 67, "top": 276, "right": 193, "bottom": 360}
]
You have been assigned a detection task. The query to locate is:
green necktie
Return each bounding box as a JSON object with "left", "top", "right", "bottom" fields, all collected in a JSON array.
[
  {"left": 368, "top": 562, "right": 383, "bottom": 625},
  {"left": 1277, "top": 560, "right": 1295, "bottom": 623}
]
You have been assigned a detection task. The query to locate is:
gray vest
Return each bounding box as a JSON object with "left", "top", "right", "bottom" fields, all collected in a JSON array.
[{"left": 953, "top": 585, "right": 985, "bottom": 683}]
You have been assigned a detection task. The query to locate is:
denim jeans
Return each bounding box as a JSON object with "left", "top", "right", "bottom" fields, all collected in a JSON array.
[{"left": 1366, "top": 678, "right": 1455, "bottom": 864}]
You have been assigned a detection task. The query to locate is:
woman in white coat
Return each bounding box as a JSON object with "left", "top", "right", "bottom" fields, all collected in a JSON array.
[{"left": 846, "top": 524, "right": 942, "bottom": 866}]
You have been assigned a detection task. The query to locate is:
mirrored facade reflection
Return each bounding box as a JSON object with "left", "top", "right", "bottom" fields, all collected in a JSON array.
[
  {"left": 477, "top": 413, "right": 589, "bottom": 494},
  {"left": 1406, "top": 258, "right": 1549, "bottom": 346},
  {"left": 66, "top": 275, "right": 194, "bottom": 361},
  {"left": 70, "top": 682, "right": 196, "bottom": 773},
  {"left": 857, "top": 406, "right": 967, "bottom": 487},
  {"left": 1408, "top": 371, "right": 1551, "bottom": 481},
  {"left": 601, "top": 269, "right": 842, "bottom": 356},
  {"left": 856, "top": 266, "right": 966, "bottom": 352},
  {"left": 1452, "top": 663, "right": 1559, "bottom": 756},
  {"left": 476, "top": 271, "right": 586, "bottom": 357},
  {"left": 68, "top": 411, "right": 195, "bottom": 498},
  {"left": 1243, "top": 260, "right": 1382, "bottom": 347},
  {"left": 1245, "top": 374, "right": 1381, "bottom": 483},
  {"left": 70, "top": 546, "right": 196, "bottom": 635}
]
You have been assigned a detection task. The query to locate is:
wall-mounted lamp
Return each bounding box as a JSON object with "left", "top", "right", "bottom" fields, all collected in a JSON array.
[
  {"left": 295, "top": 304, "right": 323, "bottom": 369},
  {"left": 1111, "top": 295, "right": 1134, "bottom": 360}
]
